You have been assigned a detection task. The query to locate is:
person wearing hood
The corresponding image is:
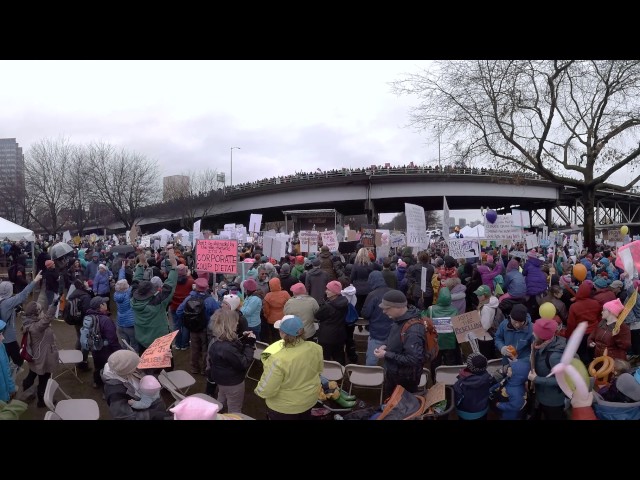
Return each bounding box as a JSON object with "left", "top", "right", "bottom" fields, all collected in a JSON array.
[
  {"left": 291, "top": 255, "right": 306, "bottom": 280},
  {"left": 474, "top": 285, "right": 503, "bottom": 360},
  {"left": 522, "top": 251, "right": 549, "bottom": 321},
  {"left": 489, "top": 358, "right": 531, "bottom": 420},
  {"left": 318, "top": 245, "right": 338, "bottom": 281},
  {"left": 566, "top": 280, "right": 601, "bottom": 365},
  {"left": 278, "top": 263, "right": 298, "bottom": 295},
  {"left": 592, "top": 277, "right": 616, "bottom": 306},
  {"left": 263, "top": 277, "right": 291, "bottom": 344},
  {"left": 169, "top": 264, "right": 194, "bottom": 351},
  {"left": 305, "top": 258, "right": 330, "bottom": 305},
  {"left": 361, "top": 271, "right": 392, "bottom": 366},
  {"left": 85, "top": 296, "right": 122, "bottom": 388},
  {"left": 84, "top": 251, "right": 101, "bottom": 283},
  {"left": 20, "top": 302, "right": 60, "bottom": 407},
  {"left": 494, "top": 304, "right": 534, "bottom": 366},
  {"left": 130, "top": 250, "right": 178, "bottom": 355},
  {"left": 477, "top": 258, "right": 503, "bottom": 293},
  {"left": 527, "top": 317, "right": 568, "bottom": 420},
  {"left": 92, "top": 263, "right": 112, "bottom": 301},
  {"left": 453, "top": 353, "right": 495, "bottom": 420},
  {"left": 314, "top": 281, "right": 348, "bottom": 364},
  {"left": 66, "top": 279, "right": 94, "bottom": 368},
  {"left": 283, "top": 282, "right": 319, "bottom": 341},
  {"left": 102, "top": 350, "right": 171, "bottom": 420},
  {"left": 579, "top": 256, "right": 594, "bottom": 281},
  {"left": 0, "top": 271, "right": 42, "bottom": 367},
  {"left": 0, "top": 320, "right": 17, "bottom": 404},
  {"left": 424, "top": 287, "right": 461, "bottom": 368},
  {"left": 373, "top": 290, "right": 425, "bottom": 398},
  {"left": 445, "top": 276, "right": 466, "bottom": 316},
  {"left": 499, "top": 259, "right": 527, "bottom": 316}
]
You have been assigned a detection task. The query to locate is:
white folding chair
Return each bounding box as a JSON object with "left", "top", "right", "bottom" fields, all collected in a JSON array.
[
  {"left": 322, "top": 360, "right": 345, "bottom": 388},
  {"left": 157, "top": 369, "right": 195, "bottom": 396},
  {"left": 486, "top": 358, "right": 503, "bottom": 377},
  {"left": 417, "top": 367, "right": 431, "bottom": 394},
  {"left": 158, "top": 370, "right": 223, "bottom": 410},
  {"left": 43, "top": 378, "right": 100, "bottom": 420},
  {"left": 55, "top": 349, "right": 85, "bottom": 384},
  {"left": 44, "top": 411, "right": 62, "bottom": 420},
  {"left": 344, "top": 364, "right": 385, "bottom": 405},
  {"left": 245, "top": 341, "right": 269, "bottom": 382},
  {"left": 434, "top": 364, "right": 465, "bottom": 386}
]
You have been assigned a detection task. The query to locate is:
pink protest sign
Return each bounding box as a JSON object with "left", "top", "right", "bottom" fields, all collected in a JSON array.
[{"left": 196, "top": 239, "right": 238, "bottom": 274}]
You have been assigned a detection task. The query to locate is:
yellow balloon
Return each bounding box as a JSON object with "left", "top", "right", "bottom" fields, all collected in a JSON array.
[
  {"left": 621, "top": 225, "right": 629, "bottom": 235},
  {"left": 539, "top": 302, "right": 556, "bottom": 319}
]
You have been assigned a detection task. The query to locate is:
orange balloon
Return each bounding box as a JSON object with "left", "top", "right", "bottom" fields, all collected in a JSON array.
[{"left": 573, "top": 263, "right": 587, "bottom": 281}]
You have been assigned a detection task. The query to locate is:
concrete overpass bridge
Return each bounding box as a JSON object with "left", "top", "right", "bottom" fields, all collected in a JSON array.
[{"left": 107, "top": 167, "right": 640, "bottom": 232}]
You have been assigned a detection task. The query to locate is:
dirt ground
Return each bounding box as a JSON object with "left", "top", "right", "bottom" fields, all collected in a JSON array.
[{"left": 13, "top": 287, "right": 384, "bottom": 420}]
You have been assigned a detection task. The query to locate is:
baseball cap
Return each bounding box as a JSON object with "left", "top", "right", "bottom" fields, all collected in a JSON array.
[
  {"left": 274, "top": 315, "right": 304, "bottom": 336},
  {"left": 473, "top": 285, "right": 491, "bottom": 297}
]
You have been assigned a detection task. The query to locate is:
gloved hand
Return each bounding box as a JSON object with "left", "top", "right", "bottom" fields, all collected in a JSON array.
[
  {"left": 500, "top": 346, "right": 509, "bottom": 356},
  {"left": 240, "top": 332, "right": 256, "bottom": 346}
]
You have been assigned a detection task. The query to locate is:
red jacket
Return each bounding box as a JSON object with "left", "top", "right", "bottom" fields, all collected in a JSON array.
[
  {"left": 587, "top": 320, "right": 632, "bottom": 361},
  {"left": 170, "top": 275, "right": 194, "bottom": 312},
  {"left": 566, "top": 282, "right": 602, "bottom": 337}
]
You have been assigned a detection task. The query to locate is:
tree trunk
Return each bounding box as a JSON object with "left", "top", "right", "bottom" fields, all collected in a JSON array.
[{"left": 583, "top": 188, "right": 596, "bottom": 253}]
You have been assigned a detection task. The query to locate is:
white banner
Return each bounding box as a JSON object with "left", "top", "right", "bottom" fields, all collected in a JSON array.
[
  {"left": 63, "top": 230, "right": 71, "bottom": 243},
  {"left": 193, "top": 219, "right": 201, "bottom": 240},
  {"left": 525, "top": 234, "right": 539, "bottom": 250},
  {"left": 421, "top": 266, "right": 427, "bottom": 292},
  {"left": 224, "top": 223, "right": 236, "bottom": 232},
  {"left": 390, "top": 232, "right": 406, "bottom": 248},
  {"left": 249, "top": 213, "right": 262, "bottom": 233},
  {"left": 320, "top": 230, "right": 338, "bottom": 252},
  {"left": 447, "top": 238, "right": 482, "bottom": 259},
  {"left": 140, "top": 235, "right": 151, "bottom": 248},
  {"left": 511, "top": 209, "right": 531, "bottom": 228},
  {"left": 484, "top": 215, "right": 523, "bottom": 241},
  {"left": 299, "top": 231, "right": 318, "bottom": 253},
  {"left": 405, "top": 203, "right": 428, "bottom": 248}
]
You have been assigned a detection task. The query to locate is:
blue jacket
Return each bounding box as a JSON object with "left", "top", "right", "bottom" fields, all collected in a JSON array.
[
  {"left": 490, "top": 359, "right": 530, "bottom": 420},
  {"left": 494, "top": 316, "right": 533, "bottom": 365},
  {"left": 1, "top": 281, "right": 36, "bottom": 344},
  {"left": 0, "top": 343, "right": 15, "bottom": 402},
  {"left": 175, "top": 291, "right": 220, "bottom": 329},
  {"left": 240, "top": 294, "right": 262, "bottom": 328},
  {"left": 114, "top": 268, "right": 134, "bottom": 328},
  {"left": 503, "top": 269, "right": 527, "bottom": 298},
  {"left": 523, "top": 256, "right": 548, "bottom": 296},
  {"left": 454, "top": 368, "right": 494, "bottom": 419},
  {"left": 93, "top": 270, "right": 111, "bottom": 296},
  {"left": 361, "top": 271, "right": 392, "bottom": 341}
]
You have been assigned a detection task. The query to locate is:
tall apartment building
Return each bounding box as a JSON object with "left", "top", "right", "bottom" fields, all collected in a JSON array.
[
  {"left": 0, "top": 138, "right": 26, "bottom": 220},
  {"left": 163, "top": 175, "right": 190, "bottom": 202}
]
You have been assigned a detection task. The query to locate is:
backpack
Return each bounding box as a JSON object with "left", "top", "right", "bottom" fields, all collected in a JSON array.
[
  {"left": 183, "top": 295, "right": 208, "bottom": 332},
  {"left": 487, "top": 307, "right": 505, "bottom": 337},
  {"left": 63, "top": 297, "right": 83, "bottom": 325},
  {"left": 79, "top": 314, "right": 104, "bottom": 352},
  {"left": 376, "top": 385, "right": 427, "bottom": 420},
  {"left": 143, "top": 267, "right": 155, "bottom": 281},
  {"left": 345, "top": 302, "right": 358, "bottom": 325},
  {"left": 402, "top": 316, "right": 439, "bottom": 363}
]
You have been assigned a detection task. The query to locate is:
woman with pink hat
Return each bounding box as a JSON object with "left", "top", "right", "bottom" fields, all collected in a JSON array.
[
  {"left": 314, "top": 280, "right": 348, "bottom": 364},
  {"left": 587, "top": 299, "right": 632, "bottom": 361}
]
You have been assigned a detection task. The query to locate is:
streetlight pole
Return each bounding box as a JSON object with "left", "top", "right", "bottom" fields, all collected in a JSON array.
[{"left": 230, "top": 146, "right": 240, "bottom": 188}]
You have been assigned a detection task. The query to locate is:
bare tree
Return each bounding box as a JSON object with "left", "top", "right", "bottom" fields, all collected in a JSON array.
[
  {"left": 64, "top": 146, "right": 91, "bottom": 235},
  {"left": 391, "top": 60, "right": 640, "bottom": 252},
  {"left": 85, "top": 142, "right": 160, "bottom": 229},
  {"left": 163, "top": 169, "right": 224, "bottom": 229},
  {"left": 24, "top": 137, "right": 73, "bottom": 235}
]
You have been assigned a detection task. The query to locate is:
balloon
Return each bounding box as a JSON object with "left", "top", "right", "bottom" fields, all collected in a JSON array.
[
  {"left": 485, "top": 210, "right": 498, "bottom": 224},
  {"left": 621, "top": 225, "right": 629, "bottom": 235},
  {"left": 565, "top": 358, "right": 590, "bottom": 391},
  {"left": 573, "top": 263, "right": 587, "bottom": 281},
  {"left": 548, "top": 321, "right": 589, "bottom": 399},
  {"left": 539, "top": 302, "right": 556, "bottom": 319}
]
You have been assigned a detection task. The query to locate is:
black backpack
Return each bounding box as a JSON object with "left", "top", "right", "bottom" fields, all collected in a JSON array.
[
  {"left": 79, "top": 314, "right": 104, "bottom": 352},
  {"left": 63, "top": 297, "right": 83, "bottom": 325},
  {"left": 183, "top": 296, "right": 208, "bottom": 332}
]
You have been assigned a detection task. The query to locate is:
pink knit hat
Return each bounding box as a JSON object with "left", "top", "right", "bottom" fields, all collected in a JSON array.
[
  {"left": 603, "top": 298, "right": 624, "bottom": 317},
  {"left": 527, "top": 249, "right": 538, "bottom": 259},
  {"left": 533, "top": 318, "right": 557, "bottom": 341},
  {"left": 170, "top": 396, "right": 220, "bottom": 420},
  {"left": 397, "top": 260, "right": 407, "bottom": 268},
  {"left": 326, "top": 280, "right": 342, "bottom": 295},
  {"left": 290, "top": 282, "right": 306, "bottom": 295},
  {"left": 139, "top": 375, "right": 161, "bottom": 395}
]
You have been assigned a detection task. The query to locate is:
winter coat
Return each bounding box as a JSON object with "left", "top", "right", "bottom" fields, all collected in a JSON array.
[
  {"left": 84, "top": 260, "right": 100, "bottom": 283},
  {"left": 477, "top": 262, "right": 503, "bottom": 292},
  {"left": 305, "top": 267, "right": 330, "bottom": 304},
  {"left": 315, "top": 295, "right": 348, "bottom": 346},
  {"left": 44, "top": 268, "right": 59, "bottom": 292},
  {"left": 361, "top": 271, "right": 392, "bottom": 341},
  {"left": 566, "top": 282, "right": 602, "bottom": 337},
  {"left": 169, "top": 274, "right": 194, "bottom": 312},
  {"left": 396, "top": 266, "right": 407, "bottom": 292},
  {"left": 490, "top": 358, "right": 530, "bottom": 420},
  {"left": 102, "top": 366, "right": 170, "bottom": 420},
  {"left": 587, "top": 320, "right": 631, "bottom": 361},
  {"left": 406, "top": 262, "right": 435, "bottom": 299},
  {"left": 92, "top": 270, "right": 111, "bottom": 296},
  {"left": 424, "top": 287, "right": 459, "bottom": 350},
  {"left": 0, "top": 281, "right": 36, "bottom": 344},
  {"left": 531, "top": 336, "right": 567, "bottom": 407},
  {"left": 350, "top": 263, "right": 374, "bottom": 296},
  {"left": 21, "top": 306, "right": 59, "bottom": 376},
  {"left": 84, "top": 308, "right": 122, "bottom": 365},
  {"left": 241, "top": 294, "right": 263, "bottom": 329},
  {"left": 207, "top": 338, "right": 254, "bottom": 387},
  {"left": 503, "top": 261, "right": 527, "bottom": 298},
  {"left": 382, "top": 306, "right": 425, "bottom": 385},
  {"left": 263, "top": 278, "right": 291, "bottom": 324},
  {"left": 131, "top": 265, "right": 177, "bottom": 349},
  {"left": 318, "top": 249, "right": 337, "bottom": 280},
  {"left": 284, "top": 294, "right": 320, "bottom": 340},
  {"left": 523, "top": 256, "right": 548, "bottom": 296},
  {"left": 175, "top": 291, "right": 220, "bottom": 331},
  {"left": 254, "top": 340, "right": 323, "bottom": 414},
  {"left": 454, "top": 368, "right": 494, "bottom": 419},
  {"left": 0, "top": 344, "right": 15, "bottom": 402},
  {"left": 494, "top": 315, "right": 534, "bottom": 365},
  {"left": 447, "top": 280, "right": 467, "bottom": 316},
  {"left": 278, "top": 273, "right": 298, "bottom": 295},
  {"left": 592, "top": 289, "right": 616, "bottom": 306},
  {"left": 381, "top": 268, "right": 397, "bottom": 289}
]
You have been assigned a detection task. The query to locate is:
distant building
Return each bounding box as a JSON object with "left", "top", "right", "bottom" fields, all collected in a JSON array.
[
  {"left": 163, "top": 175, "right": 190, "bottom": 202},
  {"left": 459, "top": 218, "right": 467, "bottom": 228},
  {"left": 0, "top": 138, "right": 25, "bottom": 219}
]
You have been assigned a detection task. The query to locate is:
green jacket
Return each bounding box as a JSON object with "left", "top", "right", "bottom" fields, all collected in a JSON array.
[
  {"left": 131, "top": 265, "right": 177, "bottom": 349},
  {"left": 0, "top": 399, "right": 28, "bottom": 420},
  {"left": 424, "top": 287, "right": 459, "bottom": 350},
  {"left": 254, "top": 340, "right": 323, "bottom": 414}
]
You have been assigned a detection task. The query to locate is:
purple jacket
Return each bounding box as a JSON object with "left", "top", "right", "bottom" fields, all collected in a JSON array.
[
  {"left": 477, "top": 263, "right": 503, "bottom": 292},
  {"left": 522, "top": 256, "right": 548, "bottom": 296}
]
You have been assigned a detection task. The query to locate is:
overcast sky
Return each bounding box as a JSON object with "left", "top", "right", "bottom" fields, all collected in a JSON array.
[{"left": 0, "top": 60, "right": 540, "bottom": 223}]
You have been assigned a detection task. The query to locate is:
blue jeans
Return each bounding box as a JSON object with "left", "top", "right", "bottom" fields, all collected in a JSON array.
[
  {"left": 171, "top": 310, "right": 190, "bottom": 348},
  {"left": 366, "top": 337, "right": 387, "bottom": 366},
  {"left": 117, "top": 325, "right": 139, "bottom": 353}
]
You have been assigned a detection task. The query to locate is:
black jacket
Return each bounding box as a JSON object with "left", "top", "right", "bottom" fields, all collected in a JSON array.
[
  {"left": 207, "top": 338, "right": 254, "bottom": 386},
  {"left": 315, "top": 295, "right": 348, "bottom": 345}
]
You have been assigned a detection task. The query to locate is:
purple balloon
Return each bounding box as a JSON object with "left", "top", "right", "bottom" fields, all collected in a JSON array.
[{"left": 486, "top": 210, "right": 497, "bottom": 224}]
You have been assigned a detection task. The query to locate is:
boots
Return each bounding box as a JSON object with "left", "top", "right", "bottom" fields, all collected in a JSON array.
[
  {"left": 339, "top": 389, "right": 356, "bottom": 401},
  {"left": 334, "top": 390, "right": 357, "bottom": 408}
]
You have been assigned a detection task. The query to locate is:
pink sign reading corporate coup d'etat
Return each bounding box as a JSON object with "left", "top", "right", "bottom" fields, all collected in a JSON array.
[{"left": 196, "top": 239, "right": 238, "bottom": 274}]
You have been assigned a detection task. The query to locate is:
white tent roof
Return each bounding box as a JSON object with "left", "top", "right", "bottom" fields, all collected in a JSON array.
[
  {"left": 175, "top": 229, "right": 189, "bottom": 237},
  {"left": 0, "top": 216, "right": 35, "bottom": 241},
  {"left": 153, "top": 228, "right": 173, "bottom": 237},
  {"left": 460, "top": 225, "right": 485, "bottom": 237}
]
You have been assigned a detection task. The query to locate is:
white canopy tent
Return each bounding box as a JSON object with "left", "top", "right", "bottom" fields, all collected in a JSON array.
[
  {"left": 175, "top": 229, "right": 189, "bottom": 237},
  {"left": 153, "top": 228, "right": 174, "bottom": 237},
  {"left": 0, "top": 216, "right": 36, "bottom": 279}
]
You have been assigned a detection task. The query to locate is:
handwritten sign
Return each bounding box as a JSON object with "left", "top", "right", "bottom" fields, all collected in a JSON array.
[
  {"left": 138, "top": 331, "right": 178, "bottom": 369},
  {"left": 360, "top": 225, "right": 376, "bottom": 248},
  {"left": 525, "top": 234, "right": 538, "bottom": 250},
  {"left": 299, "top": 231, "right": 319, "bottom": 253},
  {"left": 405, "top": 203, "right": 428, "bottom": 247},
  {"left": 442, "top": 196, "right": 450, "bottom": 234},
  {"left": 424, "top": 382, "right": 446, "bottom": 409},
  {"left": 196, "top": 239, "right": 238, "bottom": 274},
  {"left": 607, "top": 229, "right": 623, "bottom": 243},
  {"left": 249, "top": 213, "right": 262, "bottom": 233},
  {"left": 432, "top": 317, "right": 453, "bottom": 334},
  {"left": 447, "top": 238, "right": 482, "bottom": 259},
  {"left": 320, "top": 230, "right": 338, "bottom": 252},
  {"left": 484, "top": 215, "right": 523, "bottom": 241},
  {"left": 390, "top": 232, "right": 406, "bottom": 248},
  {"left": 450, "top": 310, "right": 487, "bottom": 343}
]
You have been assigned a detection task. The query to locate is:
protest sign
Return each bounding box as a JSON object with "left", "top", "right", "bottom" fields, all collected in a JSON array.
[
  {"left": 405, "top": 203, "right": 428, "bottom": 247},
  {"left": 196, "top": 239, "right": 238, "bottom": 274},
  {"left": 450, "top": 310, "right": 487, "bottom": 344},
  {"left": 138, "top": 331, "right": 178, "bottom": 369},
  {"left": 360, "top": 225, "right": 376, "bottom": 248},
  {"left": 249, "top": 214, "right": 262, "bottom": 233},
  {"left": 320, "top": 230, "right": 338, "bottom": 252},
  {"left": 447, "top": 238, "right": 482, "bottom": 259}
]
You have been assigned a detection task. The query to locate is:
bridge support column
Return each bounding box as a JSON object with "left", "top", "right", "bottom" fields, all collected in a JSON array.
[
  {"left": 546, "top": 207, "right": 553, "bottom": 227},
  {"left": 364, "top": 199, "right": 378, "bottom": 227}
]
